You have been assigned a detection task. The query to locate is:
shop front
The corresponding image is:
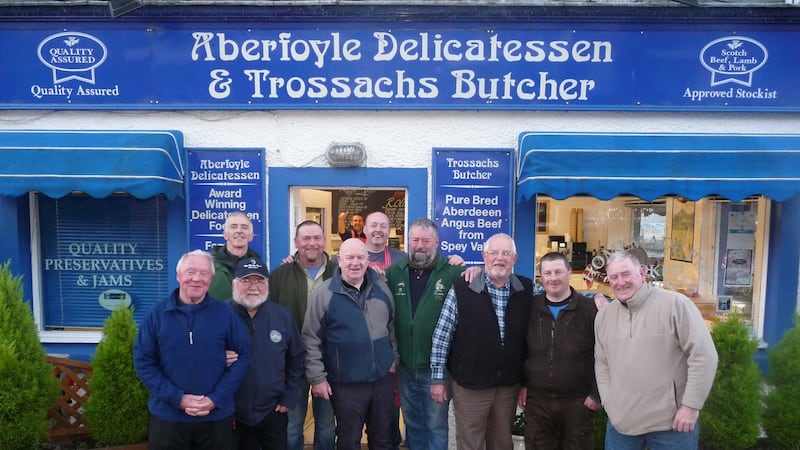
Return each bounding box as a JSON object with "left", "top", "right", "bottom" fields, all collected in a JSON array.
[{"left": 0, "top": 3, "right": 799, "bottom": 361}]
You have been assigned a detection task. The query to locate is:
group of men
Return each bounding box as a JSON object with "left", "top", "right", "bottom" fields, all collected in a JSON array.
[{"left": 133, "top": 210, "right": 719, "bottom": 450}]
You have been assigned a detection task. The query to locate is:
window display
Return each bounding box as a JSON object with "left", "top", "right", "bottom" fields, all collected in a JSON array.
[{"left": 539, "top": 195, "right": 766, "bottom": 337}]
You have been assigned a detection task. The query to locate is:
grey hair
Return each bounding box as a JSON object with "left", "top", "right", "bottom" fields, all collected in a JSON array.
[{"left": 175, "top": 249, "right": 215, "bottom": 276}]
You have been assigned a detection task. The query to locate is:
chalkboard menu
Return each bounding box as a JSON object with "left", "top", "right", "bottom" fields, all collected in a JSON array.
[{"left": 331, "top": 189, "right": 406, "bottom": 233}]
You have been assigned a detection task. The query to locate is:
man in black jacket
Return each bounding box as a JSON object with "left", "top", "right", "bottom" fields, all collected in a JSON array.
[
  {"left": 521, "top": 251, "right": 600, "bottom": 450},
  {"left": 430, "top": 233, "right": 533, "bottom": 450}
]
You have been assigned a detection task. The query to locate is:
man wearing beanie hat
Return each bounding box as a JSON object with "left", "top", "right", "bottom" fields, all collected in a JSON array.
[{"left": 229, "top": 257, "right": 305, "bottom": 450}]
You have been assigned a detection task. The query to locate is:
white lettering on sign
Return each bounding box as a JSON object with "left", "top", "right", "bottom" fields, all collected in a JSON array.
[
  {"left": 188, "top": 30, "right": 612, "bottom": 103},
  {"left": 191, "top": 32, "right": 362, "bottom": 68}
]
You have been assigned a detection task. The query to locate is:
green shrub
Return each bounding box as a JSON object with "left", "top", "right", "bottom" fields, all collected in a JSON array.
[
  {"left": 763, "top": 314, "right": 800, "bottom": 448},
  {"left": 85, "top": 307, "right": 149, "bottom": 445},
  {"left": 593, "top": 407, "right": 607, "bottom": 450},
  {"left": 699, "top": 314, "right": 762, "bottom": 450},
  {"left": 512, "top": 410, "right": 524, "bottom": 436},
  {"left": 0, "top": 260, "right": 60, "bottom": 449}
]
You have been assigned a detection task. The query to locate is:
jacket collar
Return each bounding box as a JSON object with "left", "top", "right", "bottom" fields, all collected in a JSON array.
[
  {"left": 468, "top": 271, "right": 525, "bottom": 294},
  {"left": 165, "top": 288, "right": 212, "bottom": 311},
  {"left": 620, "top": 282, "right": 651, "bottom": 311}
]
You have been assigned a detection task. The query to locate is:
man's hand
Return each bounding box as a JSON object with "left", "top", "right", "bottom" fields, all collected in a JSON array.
[
  {"left": 672, "top": 405, "right": 700, "bottom": 432},
  {"left": 312, "top": 381, "right": 333, "bottom": 400},
  {"left": 275, "top": 404, "right": 289, "bottom": 413},
  {"left": 447, "top": 254, "right": 466, "bottom": 266},
  {"left": 430, "top": 384, "right": 448, "bottom": 404},
  {"left": 583, "top": 396, "right": 601, "bottom": 411},
  {"left": 518, "top": 386, "right": 528, "bottom": 408},
  {"left": 369, "top": 265, "right": 387, "bottom": 277},
  {"left": 461, "top": 266, "right": 483, "bottom": 283},
  {"left": 180, "top": 394, "right": 215, "bottom": 417},
  {"left": 594, "top": 293, "right": 611, "bottom": 310},
  {"left": 282, "top": 254, "right": 295, "bottom": 265},
  {"left": 226, "top": 350, "right": 238, "bottom": 367}
]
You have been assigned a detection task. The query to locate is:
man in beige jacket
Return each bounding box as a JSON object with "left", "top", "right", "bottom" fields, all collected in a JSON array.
[{"left": 595, "top": 250, "right": 717, "bottom": 450}]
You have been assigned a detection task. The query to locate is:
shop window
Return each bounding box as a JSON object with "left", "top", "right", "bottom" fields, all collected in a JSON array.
[
  {"left": 713, "top": 200, "right": 760, "bottom": 330},
  {"left": 541, "top": 195, "right": 767, "bottom": 338},
  {"left": 36, "top": 194, "right": 168, "bottom": 330}
]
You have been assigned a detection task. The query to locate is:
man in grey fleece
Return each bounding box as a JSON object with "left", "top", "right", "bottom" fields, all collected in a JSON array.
[
  {"left": 595, "top": 250, "right": 718, "bottom": 450},
  {"left": 302, "top": 238, "right": 398, "bottom": 450}
]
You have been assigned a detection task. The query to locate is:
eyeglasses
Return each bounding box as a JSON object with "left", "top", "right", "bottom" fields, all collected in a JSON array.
[
  {"left": 485, "top": 250, "right": 515, "bottom": 258},
  {"left": 237, "top": 277, "right": 267, "bottom": 286}
]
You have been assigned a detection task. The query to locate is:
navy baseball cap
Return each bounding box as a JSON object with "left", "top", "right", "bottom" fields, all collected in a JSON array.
[{"left": 234, "top": 257, "right": 269, "bottom": 279}]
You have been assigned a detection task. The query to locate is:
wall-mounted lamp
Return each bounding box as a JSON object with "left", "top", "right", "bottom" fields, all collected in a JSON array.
[
  {"left": 109, "top": 0, "right": 143, "bottom": 18},
  {"left": 326, "top": 142, "right": 366, "bottom": 167}
]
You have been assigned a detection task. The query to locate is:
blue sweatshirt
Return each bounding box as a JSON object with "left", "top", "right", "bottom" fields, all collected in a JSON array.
[{"left": 134, "top": 289, "right": 251, "bottom": 422}]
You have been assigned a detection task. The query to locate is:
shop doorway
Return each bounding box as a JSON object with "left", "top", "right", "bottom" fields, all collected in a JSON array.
[
  {"left": 290, "top": 187, "right": 407, "bottom": 255},
  {"left": 267, "top": 167, "right": 428, "bottom": 270}
]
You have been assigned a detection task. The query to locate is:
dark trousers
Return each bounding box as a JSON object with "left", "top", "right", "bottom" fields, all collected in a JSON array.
[
  {"left": 330, "top": 372, "right": 395, "bottom": 450},
  {"left": 148, "top": 414, "right": 233, "bottom": 450},
  {"left": 233, "top": 410, "right": 289, "bottom": 450},
  {"left": 524, "top": 395, "right": 595, "bottom": 450}
]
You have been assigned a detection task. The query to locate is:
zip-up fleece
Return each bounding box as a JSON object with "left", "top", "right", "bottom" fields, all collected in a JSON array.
[
  {"left": 134, "top": 289, "right": 251, "bottom": 423},
  {"left": 594, "top": 283, "right": 718, "bottom": 435},
  {"left": 302, "top": 268, "right": 398, "bottom": 385},
  {"left": 524, "top": 288, "right": 599, "bottom": 400}
]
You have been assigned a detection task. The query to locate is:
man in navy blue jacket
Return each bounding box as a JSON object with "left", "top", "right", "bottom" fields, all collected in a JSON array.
[
  {"left": 229, "top": 256, "right": 305, "bottom": 450},
  {"left": 134, "top": 249, "right": 251, "bottom": 450}
]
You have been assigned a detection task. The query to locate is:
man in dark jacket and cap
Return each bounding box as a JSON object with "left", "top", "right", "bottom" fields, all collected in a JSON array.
[{"left": 230, "top": 256, "right": 305, "bottom": 450}]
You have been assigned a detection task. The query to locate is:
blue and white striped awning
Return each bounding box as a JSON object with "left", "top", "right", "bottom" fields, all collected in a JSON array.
[
  {"left": 0, "top": 130, "right": 184, "bottom": 199},
  {"left": 517, "top": 132, "right": 800, "bottom": 202}
]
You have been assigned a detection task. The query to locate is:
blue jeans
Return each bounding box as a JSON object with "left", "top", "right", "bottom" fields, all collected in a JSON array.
[
  {"left": 287, "top": 380, "right": 336, "bottom": 450},
  {"left": 397, "top": 367, "right": 449, "bottom": 450},
  {"left": 605, "top": 420, "right": 698, "bottom": 450}
]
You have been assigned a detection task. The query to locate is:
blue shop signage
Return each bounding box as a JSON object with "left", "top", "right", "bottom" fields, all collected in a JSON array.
[
  {"left": 433, "top": 149, "right": 513, "bottom": 265},
  {"left": 186, "top": 149, "right": 266, "bottom": 256},
  {"left": 2, "top": 22, "right": 797, "bottom": 111}
]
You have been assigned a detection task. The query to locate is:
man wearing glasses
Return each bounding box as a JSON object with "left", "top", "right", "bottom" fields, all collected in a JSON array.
[
  {"left": 230, "top": 257, "right": 305, "bottom": 450},
  {"left": 430, "top": 233, "right": 534, "bottom": 450}
]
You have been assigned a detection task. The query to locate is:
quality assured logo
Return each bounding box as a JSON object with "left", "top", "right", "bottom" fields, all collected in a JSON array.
[{"left": 37, "top": 31, "right": 107, "bottom": 84}]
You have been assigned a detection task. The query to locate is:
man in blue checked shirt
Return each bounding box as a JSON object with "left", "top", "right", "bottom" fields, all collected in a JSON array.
[{"left": 430, "top": 233, "right": 534, "bottom": 450}]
